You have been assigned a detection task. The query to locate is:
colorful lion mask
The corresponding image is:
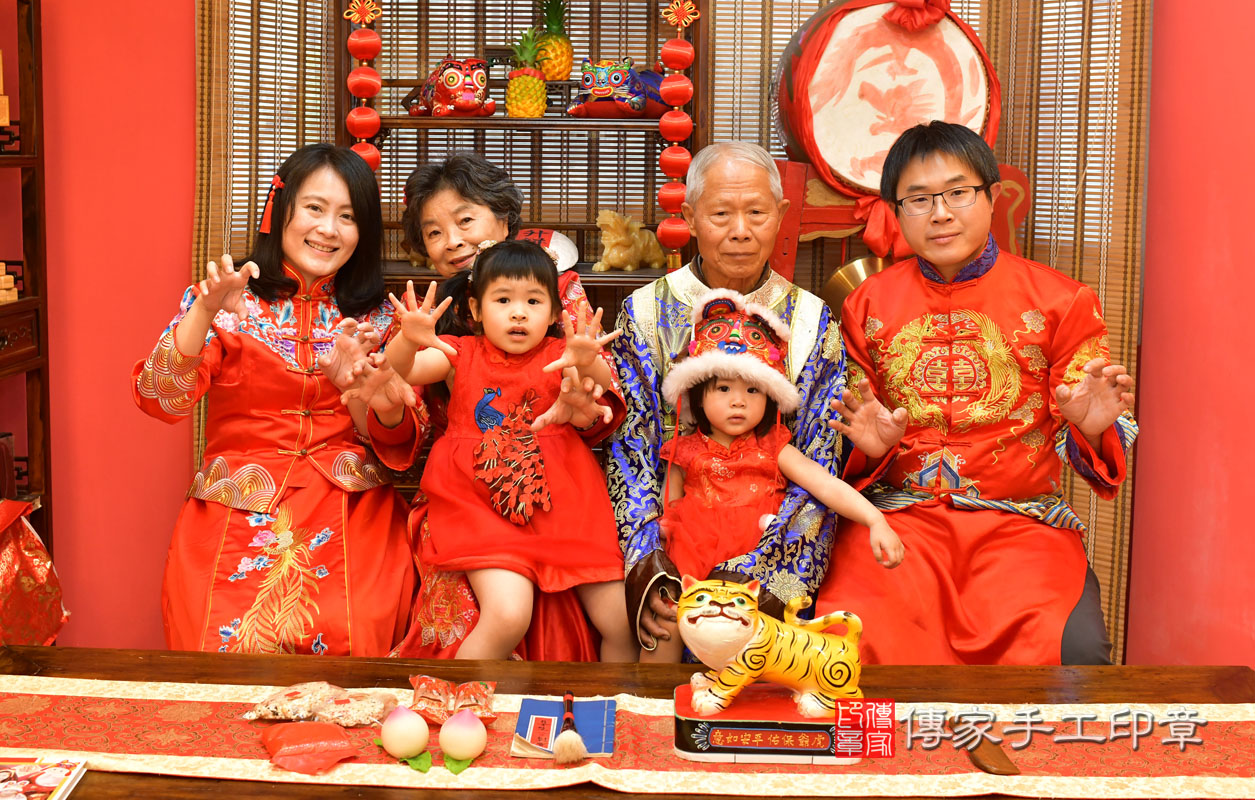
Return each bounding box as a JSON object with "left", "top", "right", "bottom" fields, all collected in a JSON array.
[
  {"left": 567, "top": 57, "right": 667, "bottom": 119},
  {"left": 405, "top": 56, "right": 495, "bottom": 117},
  {"left": 661, "top": 289, "right": 800, "bottom": 418}
]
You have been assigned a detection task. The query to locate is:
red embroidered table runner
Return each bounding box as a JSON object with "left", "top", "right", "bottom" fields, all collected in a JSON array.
[{"left": 2, "top": 676, "right": 1253, "bottom": 796}]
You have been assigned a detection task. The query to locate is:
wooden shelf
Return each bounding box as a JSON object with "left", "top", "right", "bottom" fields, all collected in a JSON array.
[
  {"left": 0, "top": 354, "right": 44, "bottom": 382},
  {"left": 384, "top": 261, "right": 667, "bottom": 290},
  {"left": 0, "top": 296, "right": 40, "bottom": 319},
  {"left": 380, "top": 115, "right": 664, "bottom": 133},
  {"left": 0, "top": 154, "right": 37, "bottom": 168},
  {"left": 3, "top": 0, "right": 53, "bottom": 552}
]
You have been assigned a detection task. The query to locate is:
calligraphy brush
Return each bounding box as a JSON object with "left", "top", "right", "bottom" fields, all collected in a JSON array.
[{"left": 552, "top": 690, "right": 588, "bottom": 764}]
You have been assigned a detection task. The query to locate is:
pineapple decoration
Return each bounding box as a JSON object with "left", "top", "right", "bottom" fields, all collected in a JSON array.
[
  {"left": 655, "top": 1, "right": 701, "bottom": 270},
  {"left": 507, "top": 27, "right": 550, "bottom": 118},
  {"left": 343, "top": 0, "right": 386, "bottom": 172},
  {"left": 535, "top": 0, "right": 574, "bottom": 81}
]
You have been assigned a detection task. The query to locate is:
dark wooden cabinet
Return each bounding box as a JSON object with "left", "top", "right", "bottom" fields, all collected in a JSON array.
[{"left": 0, "top": 0, "right": 52, "bottom": 549}]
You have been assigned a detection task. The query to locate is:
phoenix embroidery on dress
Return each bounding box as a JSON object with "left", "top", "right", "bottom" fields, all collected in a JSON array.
[{"left": 473, "top": 388, "right": 551, "bottom": 524}]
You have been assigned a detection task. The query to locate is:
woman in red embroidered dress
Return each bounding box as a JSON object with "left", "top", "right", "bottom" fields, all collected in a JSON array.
[
  {"left": 371, "top": 153, "right": 624, "bottom": 661},
  {"left": 643, "top": 290, "right": 903, "bottom": 663},
  {"left": 383, "top": 240, "right": 637, "bottom": 661},
  {"left": 133, "top": 144, "right": 420, "bottom": 656}
]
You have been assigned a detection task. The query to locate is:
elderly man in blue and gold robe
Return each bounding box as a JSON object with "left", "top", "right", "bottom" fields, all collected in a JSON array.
[{"left": 608, "top": 141, "right": 862, "bottom": 652}]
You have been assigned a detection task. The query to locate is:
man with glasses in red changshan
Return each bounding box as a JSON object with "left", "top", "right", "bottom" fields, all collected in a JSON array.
[{"left": 816, "top": 121, "right": 1137, "bottom": 666}]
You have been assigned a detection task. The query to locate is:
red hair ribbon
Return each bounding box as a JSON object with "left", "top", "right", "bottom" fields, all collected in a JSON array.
[{"left": 258, "top": 175, "right": 286, "bottom": 235}]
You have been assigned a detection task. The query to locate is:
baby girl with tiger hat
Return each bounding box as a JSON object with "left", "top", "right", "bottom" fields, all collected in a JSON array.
[{"left": 641, "top": 289, "right": 904, "bottom": 663}]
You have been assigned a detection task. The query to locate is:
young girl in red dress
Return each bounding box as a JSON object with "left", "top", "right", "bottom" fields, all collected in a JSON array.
[
  {"left": 641, "top": 290, "right": 905, "bottom": 663},
  {"left": 385, "top": 240, "right": 637, "bottom": 661}
]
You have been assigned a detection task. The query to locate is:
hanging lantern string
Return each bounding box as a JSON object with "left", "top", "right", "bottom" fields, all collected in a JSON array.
[
  {"left": 344, "top": 2, "right": 385, "bottom": 172},
  {"left": 656, "top": 2, "right": 699, "bottom": 270}
]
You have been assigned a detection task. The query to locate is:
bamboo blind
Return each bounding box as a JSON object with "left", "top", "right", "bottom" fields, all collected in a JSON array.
[
  {"left": 194, "top": 0, "right": 1149, "bottom": 659},
  {"left": 373, "top": 1, "right": 668, "bottom": 264}
]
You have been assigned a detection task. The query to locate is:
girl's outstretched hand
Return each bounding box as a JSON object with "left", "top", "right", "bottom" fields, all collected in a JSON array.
[
  {"left": 317, "top": 318, "right": 381, "bottom": 391},
  {"left": 388, "top": 280, "right": 457, "bottom": 358},
  {"left": 543, "top": 306, "right": 620, "bottom": 374},
  {"left": 197, "top": 254, "right": 258, "bottom": 320},
  {"left": 869, "top": 518, "right": 905, "bottom": 569}
]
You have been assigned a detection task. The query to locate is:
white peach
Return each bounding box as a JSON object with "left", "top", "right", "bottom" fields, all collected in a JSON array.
[
  {"left": 380, "top": 705, "right": 429, "bottom": 759},
  {"left": 438, "top": 709, "right": 487, "bottom": 761}
]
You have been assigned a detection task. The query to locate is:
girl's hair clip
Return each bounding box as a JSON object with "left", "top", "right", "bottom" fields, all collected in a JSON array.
[
  {"left": 476, "top": 239, "right": 499, "bottom": 253},
  {"left": 541, "top": 245, "right": 560, "bottom": 266}
]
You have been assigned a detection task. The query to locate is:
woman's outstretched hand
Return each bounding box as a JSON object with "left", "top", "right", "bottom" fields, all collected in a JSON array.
[
  {"left": 339, "top": 351, "right": 417, "bottom": 412},
  {"left": 317, "top": 318, "right": 381, "bottom": 391},
  {"left": 531, "top": 366, "right": 612, "bottom": 432},
  {"left": 197, "top": 254, "right": 258, "bottom": 320}
]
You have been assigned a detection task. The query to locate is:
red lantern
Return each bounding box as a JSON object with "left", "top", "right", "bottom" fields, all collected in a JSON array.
[
  {"left": 656, "top": 216, "right": 692, "bottom": 250},
  {"left": 347, "top": 66, "right": 382, "bottom": 98},
  {"left": 659, "top": 110, "right": 693, "bottom": 143},
  {"left": 659, "top": 73, "right": 694, "bottom": 107},
  {"left": 345, "top": 106, "right": 381, "bottom": 139},
  {"left": 658, "top": 181, "right": 687, "bottom": 213},
  {"left": 351, "top": 141, "right": 381, "bottom": 172},
  {"left": 660, "top": 38, "right": 695, "bottom": 71},
  {"left": 659, "top": 145, "right": 693, "bottom": 178},
  {"left": 347, "top": 28, "right": 383, "bottom": 61}
]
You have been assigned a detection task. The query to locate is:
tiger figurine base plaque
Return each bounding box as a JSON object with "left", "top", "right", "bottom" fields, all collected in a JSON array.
[{"left": 672, "top": 576, "right": 865, "bottom": 764}]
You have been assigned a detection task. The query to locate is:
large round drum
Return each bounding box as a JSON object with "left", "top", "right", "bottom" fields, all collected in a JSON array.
[{"left": 774, "top": 0, "right": 1000, "bottom": 196}]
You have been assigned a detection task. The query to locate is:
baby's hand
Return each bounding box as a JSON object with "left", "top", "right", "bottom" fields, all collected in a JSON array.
[
  {"left": 388, "top": 280, "right": 457, "bottom": 358},
  {"left": 543, "top": 306, "right": 620, "bottom": 375},
  {"left": 869, "top": 518, "right": 905, "bottom": 569}
]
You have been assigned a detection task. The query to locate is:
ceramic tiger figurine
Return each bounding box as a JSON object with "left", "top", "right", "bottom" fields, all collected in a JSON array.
[{"left": 676, "top": 576, "right": 863, "bottom": 718}]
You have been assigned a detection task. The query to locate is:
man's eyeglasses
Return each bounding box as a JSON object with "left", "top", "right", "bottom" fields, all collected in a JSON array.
[{"left": 895, "top": 183, "right": 992, "bottom": 216}]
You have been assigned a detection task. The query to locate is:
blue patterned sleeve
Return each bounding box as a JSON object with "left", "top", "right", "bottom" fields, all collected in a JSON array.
[
  {"left": 712, "top": 305, "right": 849, "bottom": 611},
  {"left": 606, "top": 295, "right": 666, "bottom": 569},
  {"left": 1056, "top": 411, "right": 1139, "bottom": 497},
  {"left": 606, "top": 294, "right": 681, "bottom": 648}
]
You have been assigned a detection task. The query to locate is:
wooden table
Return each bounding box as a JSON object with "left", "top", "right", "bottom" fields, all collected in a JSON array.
[{"left": 3, "top": 645, "right": 1253, "bottom": 799}]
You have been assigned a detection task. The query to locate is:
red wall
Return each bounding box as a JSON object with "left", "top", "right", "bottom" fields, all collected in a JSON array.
[
  {"left": 39, "top": 1, "right": 195, "bottom": 648},
  {"left": 1125, "top": 1, "right": 1255, "bottom": 665}
]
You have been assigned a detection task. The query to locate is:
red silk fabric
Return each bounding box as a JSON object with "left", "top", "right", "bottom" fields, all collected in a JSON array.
[
  {"left": 821, "top": 505, "right": 1085, "bottom": 665},
  {"left": 885, "top": 0, "right": 950, "bottom": 32},
  {"left": 0, "top": 500, "right": 67, "bottom": 646}
]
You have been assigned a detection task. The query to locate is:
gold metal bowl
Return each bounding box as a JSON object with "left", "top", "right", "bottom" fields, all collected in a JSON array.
[{"left": 818, "top": 255, "right": 893, "bottom": 320}]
